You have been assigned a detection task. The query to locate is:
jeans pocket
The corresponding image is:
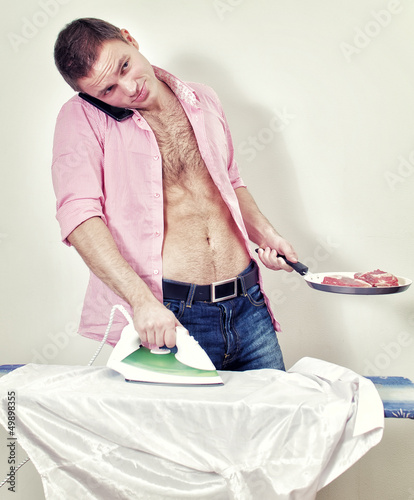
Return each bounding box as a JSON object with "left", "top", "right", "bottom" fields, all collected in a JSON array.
[
  {"left": 164, "top": 299, "right": 186, "bottom": 321},
  {"left": 245, "top": 284, "right": 265, "bottom": 307}
]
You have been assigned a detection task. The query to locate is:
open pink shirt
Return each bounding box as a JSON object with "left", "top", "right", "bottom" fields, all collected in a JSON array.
[{"left": 52, "top": 67, "right": 280, "bottom": 345}]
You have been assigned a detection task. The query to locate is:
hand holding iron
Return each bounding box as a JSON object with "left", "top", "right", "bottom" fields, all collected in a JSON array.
[{"left": 132, "top": 297, "right": 182, "bottom": 349}]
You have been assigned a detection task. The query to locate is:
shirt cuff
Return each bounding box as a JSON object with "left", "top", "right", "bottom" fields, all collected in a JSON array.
[{"left": 56, "top": 200, "right": 106, "bottom": 246}]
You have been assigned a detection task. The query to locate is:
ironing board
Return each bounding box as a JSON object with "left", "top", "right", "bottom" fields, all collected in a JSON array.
[
  {"left": 1, "top": 365, "right": 413, "bottom": 418},
  {"left": 365, "top": 376, "right": 414, "bottom": 419},
  {"left": 0, "top": 359, "right": 386, "bottom": 500}
]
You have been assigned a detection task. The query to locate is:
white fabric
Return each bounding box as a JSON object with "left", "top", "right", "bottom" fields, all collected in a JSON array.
[{"left": 0, "top": 358, "right": 384, "bottom": 500}]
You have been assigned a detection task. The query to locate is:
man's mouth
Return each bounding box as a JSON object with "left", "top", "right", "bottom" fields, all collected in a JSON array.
[{"left": 132, "top": 81, "right": 147, "bottom": 104}]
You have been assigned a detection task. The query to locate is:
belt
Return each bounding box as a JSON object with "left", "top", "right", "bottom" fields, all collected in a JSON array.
[{"left": 162, "top": 265, "right": 259, "bottom": 303}]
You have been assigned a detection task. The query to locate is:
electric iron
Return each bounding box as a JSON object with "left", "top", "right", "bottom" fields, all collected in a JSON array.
[{"left": 106, "top": 308, "right": 223, "bottom": 386}]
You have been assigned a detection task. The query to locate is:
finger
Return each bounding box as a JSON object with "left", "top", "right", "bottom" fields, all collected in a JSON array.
[
  {"left": 258, "top": 247, "right": 278, "bottom": 270},
  {"left": 163, "top": 326, "right": 177, "bottom": 348},
  {"left": 268, "top": 248, "right": 284, "bottom": 270},
  {"left": 145, "top": 328, "right": 156, "bottom": 346},
  {"left": 276, "top": 255, "right": 294, "bottom": 272},
  {"left": 154, "top": 325, "right": 169, "bottom": 347},
  {"left": 270, "top": 248, "right": 278, "bottom": 262},
  {"left": 257, "top": 248, "right": 268, "bottom": 268},
  {"left": 263, "top": 246, "right": 275, "bottom": 266},
  {"left": 287, "top": 251, "right": 298, "bottom": 263},
  {"left": 154, "top": 313, "right": 179, "bottom": 347},
  {"left": 280, "top": 246, "right": 298, "bottom": 264},
  {"left": 135, "top": 327, "right": 148, "bottom": 345}
]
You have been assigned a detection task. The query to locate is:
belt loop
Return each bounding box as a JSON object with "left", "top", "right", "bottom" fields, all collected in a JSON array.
[
  {"left": 238, "top": 274, "right": 247, "bottom": 296},
  {"left": 186, "top": 283, "right": 197, "bottom": 308}
]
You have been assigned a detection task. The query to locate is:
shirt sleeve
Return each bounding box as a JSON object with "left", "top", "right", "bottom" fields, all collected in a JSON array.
[{"left": 51, "top": 97, "right": 107, "bottom": 246}]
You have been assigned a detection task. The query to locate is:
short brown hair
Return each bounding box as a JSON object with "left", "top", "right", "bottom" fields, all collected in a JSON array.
[{"left": 54, "top": 18, "right": 127, "bottom": 91}]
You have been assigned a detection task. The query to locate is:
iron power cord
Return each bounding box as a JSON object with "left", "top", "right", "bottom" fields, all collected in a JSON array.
[{"left": 0, "top": 305, "right": 129, "bottom": 490}]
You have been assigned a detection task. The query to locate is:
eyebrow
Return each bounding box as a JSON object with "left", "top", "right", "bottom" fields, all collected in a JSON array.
[{"left": 97, "top": 55, "right": 128, "bottom": 96}]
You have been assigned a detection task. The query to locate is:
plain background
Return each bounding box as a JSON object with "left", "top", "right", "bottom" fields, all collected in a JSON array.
[{"left": 1, "top": 0, "right": 413, "bottom": 499}]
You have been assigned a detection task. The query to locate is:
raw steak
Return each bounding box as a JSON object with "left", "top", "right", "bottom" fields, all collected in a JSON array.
[
  {"left": 321, "top": 276, "right": 371, "bottom": 287},
  {"left": 354, "top": 269, "right": 399, "bottom": 287}
]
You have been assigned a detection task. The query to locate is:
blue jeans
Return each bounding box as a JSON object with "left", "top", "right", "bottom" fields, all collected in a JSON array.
[{"left": 163, "top": 262, "right": 285, "bottom": 372}]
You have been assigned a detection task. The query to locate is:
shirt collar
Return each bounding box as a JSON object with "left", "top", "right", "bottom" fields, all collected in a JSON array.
[{"left": 153, "top": 66, "right": 199, "bottom": 107}]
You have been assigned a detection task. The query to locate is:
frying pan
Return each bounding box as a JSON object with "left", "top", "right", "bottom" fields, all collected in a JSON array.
[{"left": 256, "top": 250, "right": 412, "bottom": 295}]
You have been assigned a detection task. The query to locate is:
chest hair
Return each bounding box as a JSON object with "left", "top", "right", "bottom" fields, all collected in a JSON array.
[{"left": 142, "top": 102, "right": 205, "bottom": 187}]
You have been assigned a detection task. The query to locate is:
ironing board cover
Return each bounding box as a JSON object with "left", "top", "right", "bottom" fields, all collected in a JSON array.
[{"left": 0, "top": 358, "right": 384, "bottom": 500}]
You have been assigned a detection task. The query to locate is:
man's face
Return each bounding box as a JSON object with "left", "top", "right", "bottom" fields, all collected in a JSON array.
[{"left": 78, "top": 31, "right": 160, "bottom": 111}]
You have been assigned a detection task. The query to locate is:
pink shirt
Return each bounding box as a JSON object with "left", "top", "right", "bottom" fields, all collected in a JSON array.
[{"left": 52, "top": 67, "right": 280, "bottom": 345}]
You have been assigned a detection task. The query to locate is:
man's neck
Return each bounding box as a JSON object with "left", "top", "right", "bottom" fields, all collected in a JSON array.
[{"left": 141, "top": 81, "right": 177, "bottom": 117}]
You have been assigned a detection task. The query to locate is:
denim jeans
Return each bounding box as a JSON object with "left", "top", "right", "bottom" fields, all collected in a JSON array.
[{"left": 163, "top": 262, "right": 285, "bottom": 372}]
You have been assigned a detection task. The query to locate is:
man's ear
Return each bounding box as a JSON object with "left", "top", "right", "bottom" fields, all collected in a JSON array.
[{"left": 121, "top": 29, "right": 139, "bottom": 49}]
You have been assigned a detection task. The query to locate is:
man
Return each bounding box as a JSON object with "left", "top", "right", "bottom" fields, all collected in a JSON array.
[{"left": 52, "top": 18, "right": 298, "bottom": 371}]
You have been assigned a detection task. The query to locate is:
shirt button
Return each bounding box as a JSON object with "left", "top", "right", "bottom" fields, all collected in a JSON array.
[
  {"left": 153, "top": 155, "right": 159, "bottom": 161},
  {"left": 154, "top": 193, "right": 160, "bottom": 198},
  {"left": 155, "top": 231, "right": 160, "bottom": 237},
  {"left": 153, "top": 269, "right": 159, "bottom": 275}
]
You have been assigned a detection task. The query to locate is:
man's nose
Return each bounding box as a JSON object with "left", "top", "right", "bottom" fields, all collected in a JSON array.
[{"left": 121, "top": 78, "right": 138, "bottom": 97}]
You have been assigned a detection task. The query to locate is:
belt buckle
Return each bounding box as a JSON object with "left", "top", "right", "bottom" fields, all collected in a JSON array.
[{"left": 211, "top": 277, "right": 238, "bottom": 303}]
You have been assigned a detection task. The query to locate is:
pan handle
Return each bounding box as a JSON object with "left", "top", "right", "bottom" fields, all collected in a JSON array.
[{"left": 255, "top": 248, "right": 309, "bottom": 276}]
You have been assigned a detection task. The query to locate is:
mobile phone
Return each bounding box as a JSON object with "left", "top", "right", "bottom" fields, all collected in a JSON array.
[{"left": 79, "top": 93, "right": 134, "bottom": 121}]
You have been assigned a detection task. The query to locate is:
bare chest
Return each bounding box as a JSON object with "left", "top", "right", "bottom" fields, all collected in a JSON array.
[{"left": 143, "top": 106, "right": 205, "bottom": 186}]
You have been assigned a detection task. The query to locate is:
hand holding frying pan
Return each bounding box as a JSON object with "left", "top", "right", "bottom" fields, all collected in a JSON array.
[{"left": 255, "top": 246, "right": 298, "bottom": 272}]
